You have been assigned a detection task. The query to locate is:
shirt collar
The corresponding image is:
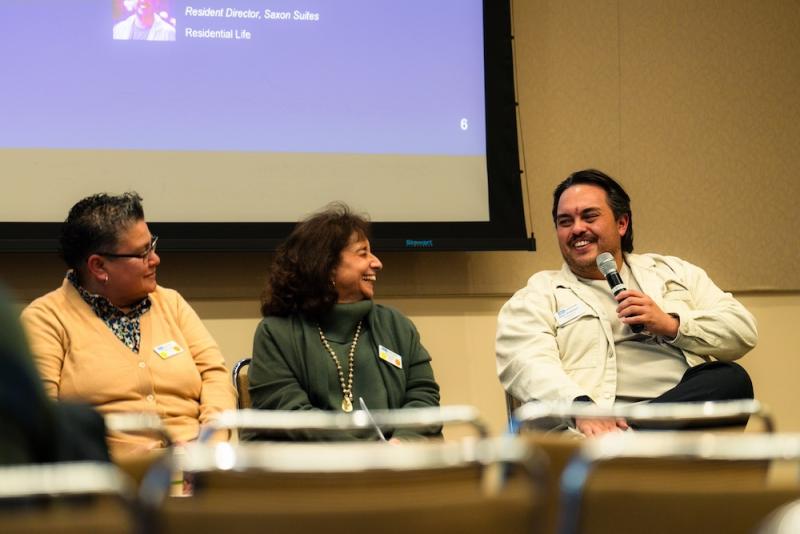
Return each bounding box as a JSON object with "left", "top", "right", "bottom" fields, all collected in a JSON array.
[
  {"left": 319, "top": 300, "right": 373, "bottom": 343},
  {"left": 66, "top": 270, "right": 151, "bottom": 320}
]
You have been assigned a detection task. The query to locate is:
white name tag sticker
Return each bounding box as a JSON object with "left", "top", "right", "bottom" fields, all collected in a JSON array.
[
  {"left": 154, "top": 341, "right": 184, "bottom": 360},
  {"left": 378, "top": 345, "right": 403, "bottom": 369},
  {"left": 554, "top": 302, "right": 586, "bottom": 327}
]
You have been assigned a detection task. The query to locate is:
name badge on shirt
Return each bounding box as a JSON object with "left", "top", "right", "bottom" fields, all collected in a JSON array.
[
  {"left": 378, "top": 345, "right": 403, "bottom": 369},
  {"left": 554, "top": 302, "right": 587, "bottom": 327},
  {"left": 154, "top": 341, "right": 184, "bottom": 360}
]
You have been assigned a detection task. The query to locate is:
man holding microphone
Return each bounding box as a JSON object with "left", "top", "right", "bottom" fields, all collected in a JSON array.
[{"left": 496, "top": 169, "right": 757, "bottom": 436}]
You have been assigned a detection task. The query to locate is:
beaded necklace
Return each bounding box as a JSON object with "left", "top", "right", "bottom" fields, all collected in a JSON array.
[{"left": 318, "top": 321, "right": 362, "bottom": 412}]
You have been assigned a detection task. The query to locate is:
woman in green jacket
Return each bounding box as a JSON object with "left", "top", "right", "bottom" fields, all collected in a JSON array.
[{"left": 248, "top": 203, "right": 441, "bottom": 441}]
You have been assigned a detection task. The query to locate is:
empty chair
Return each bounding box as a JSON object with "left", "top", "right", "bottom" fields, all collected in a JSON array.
[
  {"left": 199, "top": 404, "right": 489, "bottom": 442},
  {"left": 513, "top": 398, "right": 774, "bottom": 433},
  {"left": 515, "top": 432, "right": 583, "bottom": 534},
  {"left": 512, "top": 399, "right": 775, "bottom": 534},
  {"left": 559, "top": 432, "right": 800, "bottom": 534},
  {"left": 231, "top": 358, "right": 252, "bottom": 410},
  {"left": 0, "top": 462, "right": 136, "bottom": 534},
  {"left": 147, "top": 436, "right": 546, "bottom": 534}
]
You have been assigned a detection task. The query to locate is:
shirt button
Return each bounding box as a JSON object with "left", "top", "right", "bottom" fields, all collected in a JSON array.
[
  {"left": 603, "top": 393, "right": 612, "bottom": 399},
  {"left": 138, "top": 362, "right": 146, "bottom": 368},
  {"left": 146, "top": 394, "right": 155, "bottom": 402}
]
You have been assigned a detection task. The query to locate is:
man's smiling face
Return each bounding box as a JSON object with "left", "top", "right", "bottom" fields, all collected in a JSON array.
[{"left": 554, "top": 184, "right": 628, "bottom": 279}]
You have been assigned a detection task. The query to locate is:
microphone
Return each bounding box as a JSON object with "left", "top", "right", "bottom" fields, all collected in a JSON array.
[
  {"left": 358, "top": 397, "right": 387, "bottom": 442},
  {"left": 596, "top": 252, "right": 644, "bottom": 333}
]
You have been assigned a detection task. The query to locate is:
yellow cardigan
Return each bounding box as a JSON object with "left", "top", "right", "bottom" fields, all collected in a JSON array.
[{"left": 21, "top": 278, "right": 235, "bottom": 455}]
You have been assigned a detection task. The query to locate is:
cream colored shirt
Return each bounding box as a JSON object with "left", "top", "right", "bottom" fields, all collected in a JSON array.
[
  {"left": 496, "top": 253, "right": 758, "bottom": 406},
  {"left": 579, "top": 262, "right": 688, "bottom": 399}
]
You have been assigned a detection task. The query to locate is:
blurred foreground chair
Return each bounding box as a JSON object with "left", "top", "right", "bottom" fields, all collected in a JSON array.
[
  {"left": 559, "top": 432, "right": 800, "bottom": 534},
  {"left": 506, "top": 391, "right": 524, "bottom": 428},
  {"left": 105, "top": 412, "right": 173, "bottom": 491},
  {"left": 757, "top": 499, "right": 800, "bottom": 534},
  {"left": 200, "top": 405, "right": 489, "bottom": 442},
  {"left": 511, "top": 399, "right": 774, "bottom": 534},
  {"left": 511, "top": 398, "right": 773, "bottom": 433},
  {"left": 231, "top": 357, "right": 251, "bottom": 410},
  {"left": 0, "top": 462, "right": 136, "bottom": 534},
  {"left": 146, "top": 436, "right": 546, "bottom": 534}
]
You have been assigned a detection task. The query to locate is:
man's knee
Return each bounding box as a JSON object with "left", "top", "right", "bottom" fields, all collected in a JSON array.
[
  {"left": 693, "top": 361, "right": 754, "bottom": 400},
  {"left": 719, "top": 361, "right": 754, "bottom": 399}
]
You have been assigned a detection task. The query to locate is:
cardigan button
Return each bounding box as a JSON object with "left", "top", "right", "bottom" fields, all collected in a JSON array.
[{"left": 146, "top": 394, "right": 155, "bottom": 402}]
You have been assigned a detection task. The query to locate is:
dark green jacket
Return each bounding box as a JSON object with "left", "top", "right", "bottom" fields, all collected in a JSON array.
[{"left": 248, "top": 302, "right": 441, "bottom": 440}]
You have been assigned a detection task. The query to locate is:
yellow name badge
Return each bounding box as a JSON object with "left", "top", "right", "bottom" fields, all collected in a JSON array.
[
  {"left": 154, "top": 341, "right": 184, "bottom": 360},
  {"left": 378, "top": 345, "right": 403, "bottom": 369}
]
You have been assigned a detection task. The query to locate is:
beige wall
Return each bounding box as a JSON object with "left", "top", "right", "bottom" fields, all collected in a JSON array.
[
  {"left": 513, "top": 0, "right": 800, "bottom": 291},
  {"left": 3, "top": 0, "right": 800, "bottom": 435}
]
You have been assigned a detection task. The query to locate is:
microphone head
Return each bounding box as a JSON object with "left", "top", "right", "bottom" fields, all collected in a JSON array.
[{"left": 596, "top": 252, "right": 618, "bottom": 276}]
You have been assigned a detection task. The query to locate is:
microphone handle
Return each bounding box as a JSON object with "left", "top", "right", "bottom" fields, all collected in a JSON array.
[
  {"left": 606, "top": 272, "right": 645, "bottom": 333},
  {"left": 606, "top": 272, "right": 626, "bottom": 296}
]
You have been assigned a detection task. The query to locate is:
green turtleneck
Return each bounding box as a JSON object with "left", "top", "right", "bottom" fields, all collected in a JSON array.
[
  {"left": 317, "top": 301, "right": 389, "bottom": 412},
  {"left": 249, "top": 299, "right": 441, "bottom": 441}
]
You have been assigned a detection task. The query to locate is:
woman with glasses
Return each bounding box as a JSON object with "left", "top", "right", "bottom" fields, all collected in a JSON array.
[{"left": 21, "top": 192, "right": 235, "bottom": 457}]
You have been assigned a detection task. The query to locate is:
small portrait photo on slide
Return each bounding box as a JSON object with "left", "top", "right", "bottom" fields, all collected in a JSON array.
[{"left": 113, "top": 0, "right": 176, "bottom": 41}]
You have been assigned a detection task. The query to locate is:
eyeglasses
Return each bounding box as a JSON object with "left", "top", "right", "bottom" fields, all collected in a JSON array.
[{"left": 98, "top": 235, "right": 158, "bottom": 262}]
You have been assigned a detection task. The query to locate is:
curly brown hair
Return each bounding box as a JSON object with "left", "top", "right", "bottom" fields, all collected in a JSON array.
[{"left": 260, "top": 203, "right": 371, "bottom": 319}]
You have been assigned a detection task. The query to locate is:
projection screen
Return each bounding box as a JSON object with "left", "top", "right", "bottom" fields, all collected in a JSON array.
[{"left": 0, "top": 0, "right": 530, "bottom": 251}]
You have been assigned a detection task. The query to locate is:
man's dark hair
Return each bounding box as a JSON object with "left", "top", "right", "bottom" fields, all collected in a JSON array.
[
  {"left": 261, "top": 202, "right": 371, "bottom": 320},
  {"left": 551, "top": 169, "right": 634, "bottom": 253},
  {"left": 60, "top": 192, "right": 145, "bottom": 270}
]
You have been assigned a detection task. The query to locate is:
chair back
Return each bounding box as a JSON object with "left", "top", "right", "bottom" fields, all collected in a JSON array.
[
  {"left": 152, "top": 437, "right": 546, "bottom": 534},
  {"left": 506, "top": 391, "right": 523, "bottom": 429},
  {"left": 559, "top": 432, "right": 800, "bottom": 534},
  {"left": 104, "top": 412, "right": 173, "bottom": 490},
  {"left": 513, "top": 399, "right": 774, "bottom": 432},
  {"left": 512, "top": 400, "right": 773, "bottom": 534},
  {"left": 0, "top": 462, "right": 136, "bottom": 534},
  {"left": 518, "top": 432, "right": 583, "bottom": 534},
  {"left": 199, "top": 405, "right": 488, "bottom": 442},
  {"left": 231, "top": 358, "right": 251, "bottom": 410},
  {"left": 104, "top": 412, "right": 173, "bottom": 447}
]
